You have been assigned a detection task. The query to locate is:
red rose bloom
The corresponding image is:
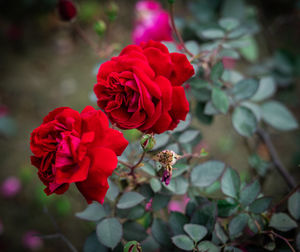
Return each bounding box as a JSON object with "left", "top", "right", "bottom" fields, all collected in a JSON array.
[
  {"left": 30, "top": 106, "right": 128, "bottom": 204},
  {"left": 94, "top": 40, "right": 194, "bottom": 134},
  {"left": 58, "top": 0, "right": 77, "bottom": 22}
]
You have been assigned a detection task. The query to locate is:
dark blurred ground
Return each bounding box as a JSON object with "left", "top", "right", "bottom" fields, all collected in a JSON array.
[{"left": 0, "top": 0, "right": 299, "bottom": 251}]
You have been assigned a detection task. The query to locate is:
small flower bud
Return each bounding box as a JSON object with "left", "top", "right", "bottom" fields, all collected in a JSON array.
[
  {"left": 94, "top": 20, "right": 107, "bottom": 37},
  {"left": 145, "top": 198, "right": 153, "bottom": 211},
  {"left": 123, "top": 241, "right": 142, "bottom": 252},
  {"left": 140, "top": 134, "right": 156, "bottom": 152},
  {"left": 58, "top": 0, "right": 77, "bottom": 22},
  {"left": 105, "top": 2, "right": 119, "bottom": 22}
]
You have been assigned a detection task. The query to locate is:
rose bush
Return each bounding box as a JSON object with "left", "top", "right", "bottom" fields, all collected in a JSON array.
[
  {"left": 30, "top": 106, "right": 128, "bottom": 203},
  {"left": 94, "top": 40, "right": 194, "bottom": 134}
]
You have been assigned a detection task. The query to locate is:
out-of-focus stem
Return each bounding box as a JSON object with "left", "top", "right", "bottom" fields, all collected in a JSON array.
[
  {"left": 256, "top": 128, "right": 296, "bottom": 189},
  {"left": 169, "top": 3, "right": 194, "bottom": 57}
]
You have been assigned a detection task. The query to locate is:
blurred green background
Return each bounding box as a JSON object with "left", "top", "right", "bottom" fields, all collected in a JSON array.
[{"left": 0, "top": 0, "right": 299, "bottom": 251}]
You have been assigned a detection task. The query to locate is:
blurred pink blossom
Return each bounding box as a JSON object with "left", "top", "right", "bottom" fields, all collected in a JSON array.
[
  {"left": 145, "top": 198, "right": 153, "bottom": 211},
  {"left": 22, "top": 231, "right": 43, "bottom": 251},
  {"left": 133, "top": 0, "right": 173, "bottom": 44},
  {"left": 168, "top": 195, "right": 190, "bottom": 213},
  {"left": 0, "top": 105, "right": 9, "bottom": 118},
  {"left": 0, "top": 176, "right": 21, "bottom": 198}
]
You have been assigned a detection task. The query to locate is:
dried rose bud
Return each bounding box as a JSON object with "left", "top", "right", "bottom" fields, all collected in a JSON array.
[
  {"left": 123, "top": 241, "right": 142, "bottom": 252},
  {"left": 58, "top": 0, "right": 77, "bottom": 22},
  {"left": 153, "top": 150, "right": 180, "bottom": 167},
  {"left": 140, "top": 134, "right": 156, "bottom": 152}
]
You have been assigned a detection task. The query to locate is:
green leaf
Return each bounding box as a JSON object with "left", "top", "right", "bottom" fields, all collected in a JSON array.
[
  {"left": 219, "top": 18, "right": 239, "bottom": 31},
  {"left": 214, "top": 223, "right": 228, "bottom": 244},
  {"left": 152, "top": 194, "right": 171, "bottom": 211},
  {"left": 269, "top": 213, "right": 297, "bottom": 232},
  {"left": 75, "top": 202, "right": 106, "bottom": 222},
  {"left": 151, "top": 218, "right": 172, "bottom": 247},
  {"left": 106, "top": 179, "right": 119, "bottom": 201},
  {"left": 228, "top": 213, "right": 249, "bottom": 238},
  {"left": 240, "top": 101, "right": 261, "bottom": 122},
  {"left": 191, "top": 202, "right": 217, "bottom": 233},
  {"left": 164, "top": 176, "right": 189, "bottom": 195},
  {"left": 169, "top": 212, "right": 189, "bottom": 235},
  {"left": 288, "top": 191, "right": 300, "bottom": 220},
  {"left": 200, "top": 29, "right": 225, "bottom": 39},
  {"left": 172, "top": 235, "right": 194, "bottom": 251},
  {"left": 197, "top": 241, "right": 220, "bottom": 252},
  {"left": 224, "top": 246, "right": 243, "bottom": 252},
  {"left": 123, "top": 221, "right": 148, "bottom": 242},
  {"left": 173, "top": 114, "right": 191, "bottom": 132},
  {"left": 211, "top": 62, "right": 224, "bottom": 82},
  {"left": 251, "top": 76, "right": 276, "bottom": 102},
  {"left": 153, "top": 133, "right": 170, "bottom": 150},
  {"left": 261, "top": 101, "right": 298, "bottom": 131},
  {"left": 204, "top": 101, "right": 220, "bottom": 115},
  {"left": 232, "top": 106, "right": 257, "bottom": 137},
  {"left": 96, "top": 218, "right": 122, "bottom": 249},
  {"left": 141, "top": 236, "right": 159, "bottom": 252},
  {"left": 83, "top": 232, "right": 108, "bottom": 252},
  {"left": 150, "top": 178, "right": 162, "bottom": 193},
  {"left": 239, "top": 36, "right": 258, "bottom": 62},
  {"left": 249, "top": 197, "right": 272, "bottom": 214},
  {"left": 230, "top": 79, "right": 259, "bottom": 101},
  {"left": 184, "top": 224, "right": 207, "bottom": 243},
  {"left": 212, "top": 88, "right": 229, "bottom": 114},
  {"left": 139, "top": 164, "right": 156, "bottom": 176},
  {"left": 221, "top": 167, "right": 240, "bottom": 198},
  {"left": 239, "top": 180, "right": 260, "bottom": 207},
  {"left": 172, "top": 163, "right": 189, "bottom": 178},
  {"left": 117, "top": 192, "right": 145, "bottom": 209},
  {"left": 217, "top": 199, "right": 238, "bottom": 218},
  {"left": 179, "top": 130, "right": 200, "bottom": 144},
  {"left": 219, "top": 49, "right": 240, "bottom": 59},
  {"left": 127, "top": 205, "right": 145, "bottom": 220},
  {"left": 191, "top": 160, "right": 225, "bottom": 187},
  {"left": 221, "top": 0, "right": 246, "bottom": 20}
]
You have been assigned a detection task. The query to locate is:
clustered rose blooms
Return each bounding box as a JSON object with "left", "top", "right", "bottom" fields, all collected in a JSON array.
[
  {"left": 30, "top": 106, "right": 128, "bottom": 204},
  {"left": 133, "top": 0, "right": 173, "bottom": 44},
  {"left": 94, "top": 40, "right": 194, "bottom": 134}
]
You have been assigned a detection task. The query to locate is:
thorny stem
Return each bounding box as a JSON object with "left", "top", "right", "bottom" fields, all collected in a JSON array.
[
  {"left": 42, "top": 206, "right": 78, "bottom": 252},
  {"left": 129, "top": 151, "right": 146, "bottom": 178},
  {"left": 262, "top": 230, "right": 296, "bottom": 252},
  {"left": 169, "top": 3, "right": 194, "bottom": 57},
  {"left": 256, "top": 128, "right": 297, "bottom": 189}
]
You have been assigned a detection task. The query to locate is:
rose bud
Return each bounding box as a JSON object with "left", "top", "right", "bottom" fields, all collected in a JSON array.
[
  {"left": 0, "top": 176, "right": 21, "bottom": 198},
  {"left": 145, "top": 198, "right": 153, "bottom": 211},
  {"left": 105, "top": 2, "right": 119, "bottom": 22},
  {"left": 58, "top": 0, "right": 77, "bottom": 22},
  {"left": 94, "top": 20, "right": 107, "bottom": 37},
  {"left": 123, "top": 241, "right": 142, "bottom": 252},
  {"left": 140, "top": 134, "right": 156, "bottom": 152},
  {"left": 22, "top": 231, "right": 43, "bottom": 251}
]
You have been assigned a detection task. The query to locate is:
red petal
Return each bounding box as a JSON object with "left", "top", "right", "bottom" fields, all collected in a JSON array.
[
  {"left": 169, "top": 53, "right": 194, "bottom": 86},
  {"left": 170, "top": 86, "right": 189, "bottom": 121},
  {"left": 76, "top": 147, "right": 118, "bottom": 204}
]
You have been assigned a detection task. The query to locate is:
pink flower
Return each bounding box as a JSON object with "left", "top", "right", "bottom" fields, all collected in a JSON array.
[
  {"left": 132, "top": 0, "right": 173, "bottom": 44},
  {"left": 145, "top": 198, "right": 153, "bottom": 211},
  {"left": 22, "top": 231, "right": 43, "bottom": 251},
  {"left": 168, "top": 195, "right": 190, "bottom": 213},
  {"left": 0, "top": 176, "right": 21, "bottom": 198}
]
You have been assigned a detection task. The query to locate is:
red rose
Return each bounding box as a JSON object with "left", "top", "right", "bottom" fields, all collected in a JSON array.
[
  {"left": 94, "top": 40, "right": 194, "bottom": 134},
  {"left": 30, "top": 106, "right": 128, "bottom": 204}
]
